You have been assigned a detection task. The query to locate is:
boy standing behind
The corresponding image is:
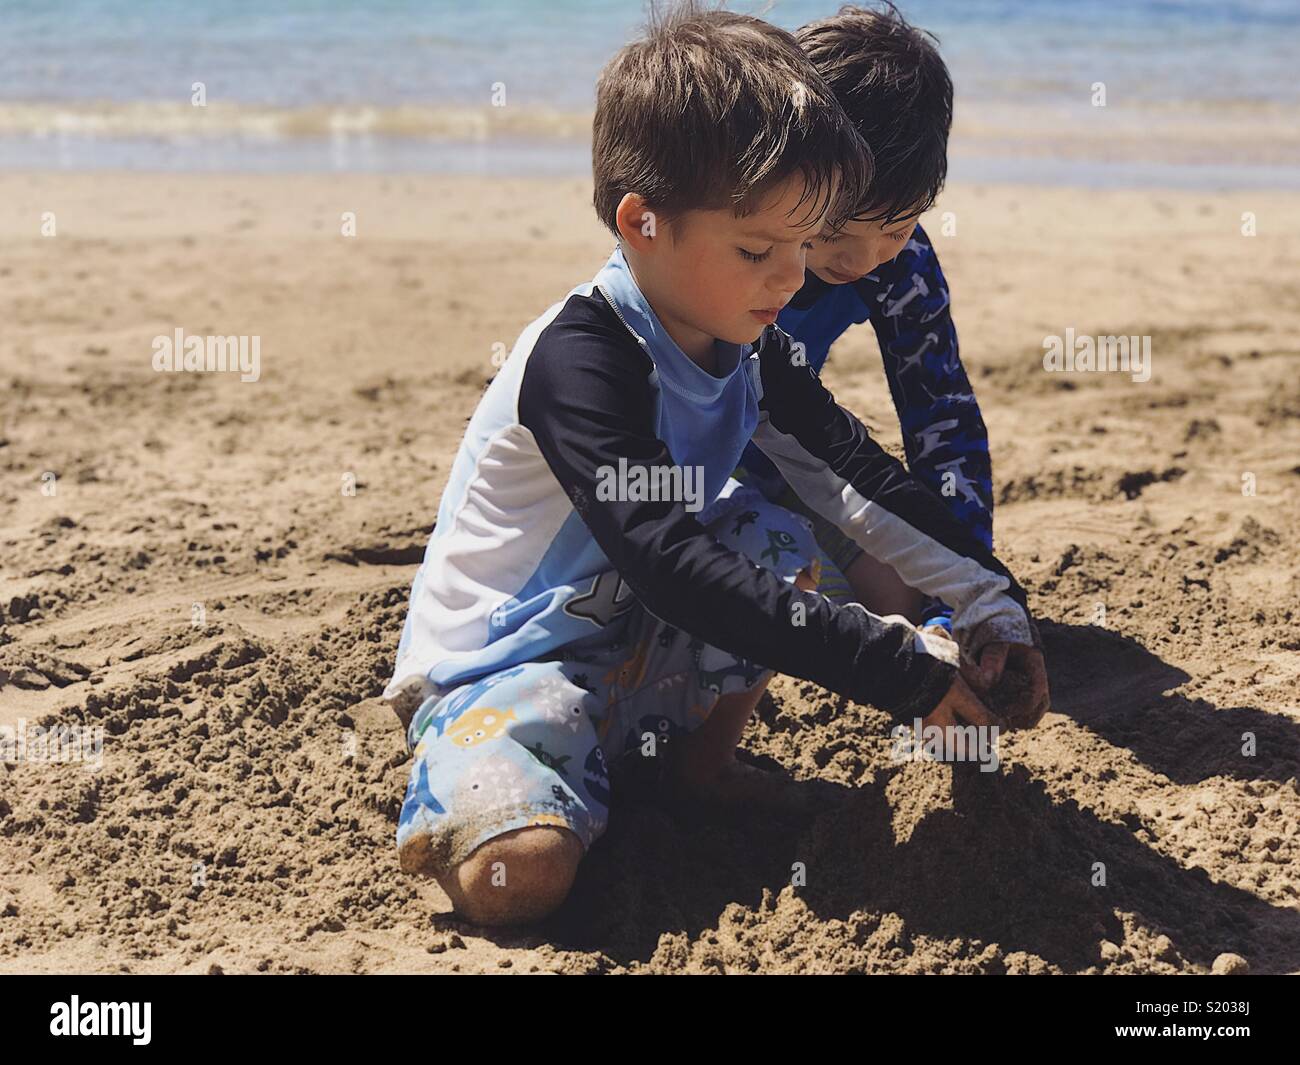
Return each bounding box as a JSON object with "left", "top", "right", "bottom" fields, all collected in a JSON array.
[{"left": 740, "top": 3, "right": 989, "bottom": 634}]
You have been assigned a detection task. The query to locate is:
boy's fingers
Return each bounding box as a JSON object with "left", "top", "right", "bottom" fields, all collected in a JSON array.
[
  {"left": 921, "top": 701, "right": 957, "bottom": 729},
  {"left": 922, "top": 674, "right": 1007, "bottom": 736},
  {"left": 955, "top": 694, "right": 1005, "bottom": 730},
  {"left": 1003, "top": 647, "right": 1052, "bottom": 728},
  {"left": 1027, "top": 663, "right": 1050, "bottom": 722},
  {"left": 947, "top": 673, "right": 1006, "bottom": 729},
  {"left": 978, "top": 641, "right": 1009, "bottom": 690}
]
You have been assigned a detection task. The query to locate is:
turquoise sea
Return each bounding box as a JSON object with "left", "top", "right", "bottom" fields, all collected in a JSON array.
[{"left": 3, "top": 0, "right": 1297, "bottom": 186}]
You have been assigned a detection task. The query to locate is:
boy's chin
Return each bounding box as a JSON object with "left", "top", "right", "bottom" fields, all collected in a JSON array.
[
  {"left": 733, "top": 326, "right": 767, "bottom": 347},
  {"left": 808, "top": 266, "right": 851, "bottom": 285},
  {"left": 716, "top": 320, "right": 769, "bottom": 346}
]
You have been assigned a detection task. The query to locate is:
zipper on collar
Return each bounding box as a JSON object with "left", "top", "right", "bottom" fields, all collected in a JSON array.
[{"left": 596, "top": 285, "right": 649, "bottom": 350}]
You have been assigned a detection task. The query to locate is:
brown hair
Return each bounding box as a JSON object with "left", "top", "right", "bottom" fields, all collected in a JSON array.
[
  {"left": 592, "top": 1, "right": 873, "bottom": 237},
  {"left": 797, "top": 3, "right": 952, "bottom": 224}
]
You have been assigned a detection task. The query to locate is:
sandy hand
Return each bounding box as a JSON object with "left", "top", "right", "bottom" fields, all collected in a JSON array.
[
  {"left": 922, "top": 671, "right": 1005, "bottom": 732},
  {"left": 962, "top": 641, "right": 1050, "bottom": 729}
]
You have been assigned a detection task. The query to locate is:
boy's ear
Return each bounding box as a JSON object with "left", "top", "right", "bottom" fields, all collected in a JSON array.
[{"left": 615, "top": 193, "right": 659, "bottom": 254}]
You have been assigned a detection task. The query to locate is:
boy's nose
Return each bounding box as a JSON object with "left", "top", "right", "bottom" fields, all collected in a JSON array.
[
  {"left": 841, "top": 250, "right": 886, "bottom": 277},
  {"left": 767, "top": 284, "right": 801, "bottom": 308},
  {"left": 771, "top": 258, "right": 806, "bottom": 296}
]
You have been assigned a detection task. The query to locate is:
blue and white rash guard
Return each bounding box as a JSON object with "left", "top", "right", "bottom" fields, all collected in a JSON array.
[{"left": 385, "top": 244, "right": 1038, "bottom": 725}]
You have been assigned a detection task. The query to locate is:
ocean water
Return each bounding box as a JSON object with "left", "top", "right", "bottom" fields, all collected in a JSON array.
[{"left": 2, "top": 0, "right": 1298, "bottom": 185}]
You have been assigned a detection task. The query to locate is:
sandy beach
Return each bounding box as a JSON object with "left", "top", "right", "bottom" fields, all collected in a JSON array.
[{"left": 0, "top": 171, "right": 1297, "bottom": 973}]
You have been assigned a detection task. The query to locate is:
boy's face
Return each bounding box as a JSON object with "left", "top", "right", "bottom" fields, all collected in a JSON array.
[
  {"left": 805, "top": 211, "right": 920, "bottom": 285},
  {"left": 619, "top": 173, "right": 830, "bottom": 361}
]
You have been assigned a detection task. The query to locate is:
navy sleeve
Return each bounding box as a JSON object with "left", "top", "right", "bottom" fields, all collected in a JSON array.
[
  {"left": 516, "top": 310, "right": 962, "bottom": 722},
  {"left": 858, "top": 224, "right": 994, "bottom": 551}
]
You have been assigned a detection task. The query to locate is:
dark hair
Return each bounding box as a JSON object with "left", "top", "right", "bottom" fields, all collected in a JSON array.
[
  {"left": 592, "top": 1, "right": 872, "bottom": 238},
  {"left": 797, "top": 2, "right": 952, "bottom": 224}
]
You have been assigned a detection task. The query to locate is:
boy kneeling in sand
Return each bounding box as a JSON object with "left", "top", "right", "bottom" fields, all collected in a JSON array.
[{"left": 385, "top": 4, "right": 1049, "bottom": 927}]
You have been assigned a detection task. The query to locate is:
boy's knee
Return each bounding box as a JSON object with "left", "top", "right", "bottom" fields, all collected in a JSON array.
[{"left": 438, "top": 825, "right": 584, "bottom": 927}]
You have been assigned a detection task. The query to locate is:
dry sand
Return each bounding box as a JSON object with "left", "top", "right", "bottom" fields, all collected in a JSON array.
[{"left": 0, "top": 172, "right": 1297, "bottom": 974}]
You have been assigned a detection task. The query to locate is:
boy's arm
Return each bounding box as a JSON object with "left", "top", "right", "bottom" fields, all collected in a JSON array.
[
  {"left": 748, "top": 323, "right": 1038, "bottom": 661},
  {"left": 517, "top": 322, "right": 959, "bottom": 723},
  {"left": 861, "top": 224, "right": 994, "bottom": 550}
]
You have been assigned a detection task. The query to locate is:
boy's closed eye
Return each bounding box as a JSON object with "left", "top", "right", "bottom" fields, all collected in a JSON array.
[
  {"left": 738, "top": 239, "right": 815, "bottom": 263},
  {"left": 818, "top": 230, "right": 908, "bottom": 245}
]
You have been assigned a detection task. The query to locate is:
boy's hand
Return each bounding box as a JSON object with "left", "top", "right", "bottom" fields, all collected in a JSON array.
[
  {"left": 961, "top": 641, "right": 1050, "bottom": 730},
  {"left": 921, "top": 672, "right": 1005, "bottom": 732}
]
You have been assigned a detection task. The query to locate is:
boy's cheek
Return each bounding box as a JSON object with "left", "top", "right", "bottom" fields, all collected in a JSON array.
[{"left": 702, "top": 277, "right": 750, "bottom": 324}]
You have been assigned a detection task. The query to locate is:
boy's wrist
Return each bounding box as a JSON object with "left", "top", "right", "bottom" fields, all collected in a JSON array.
[
  {"left": 836, "top": 604, "right": 959, "bottom": 723},
  {"left": 964, "top": 612, "right": 1043, "bottom": 664},
  {"left": 886, "top": 657, "right": 959, "bottom": 724}
]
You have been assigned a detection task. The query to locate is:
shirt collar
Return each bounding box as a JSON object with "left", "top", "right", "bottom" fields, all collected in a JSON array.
[{"left": 594, "top": 245, "right": 750, "bottom": 403}]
